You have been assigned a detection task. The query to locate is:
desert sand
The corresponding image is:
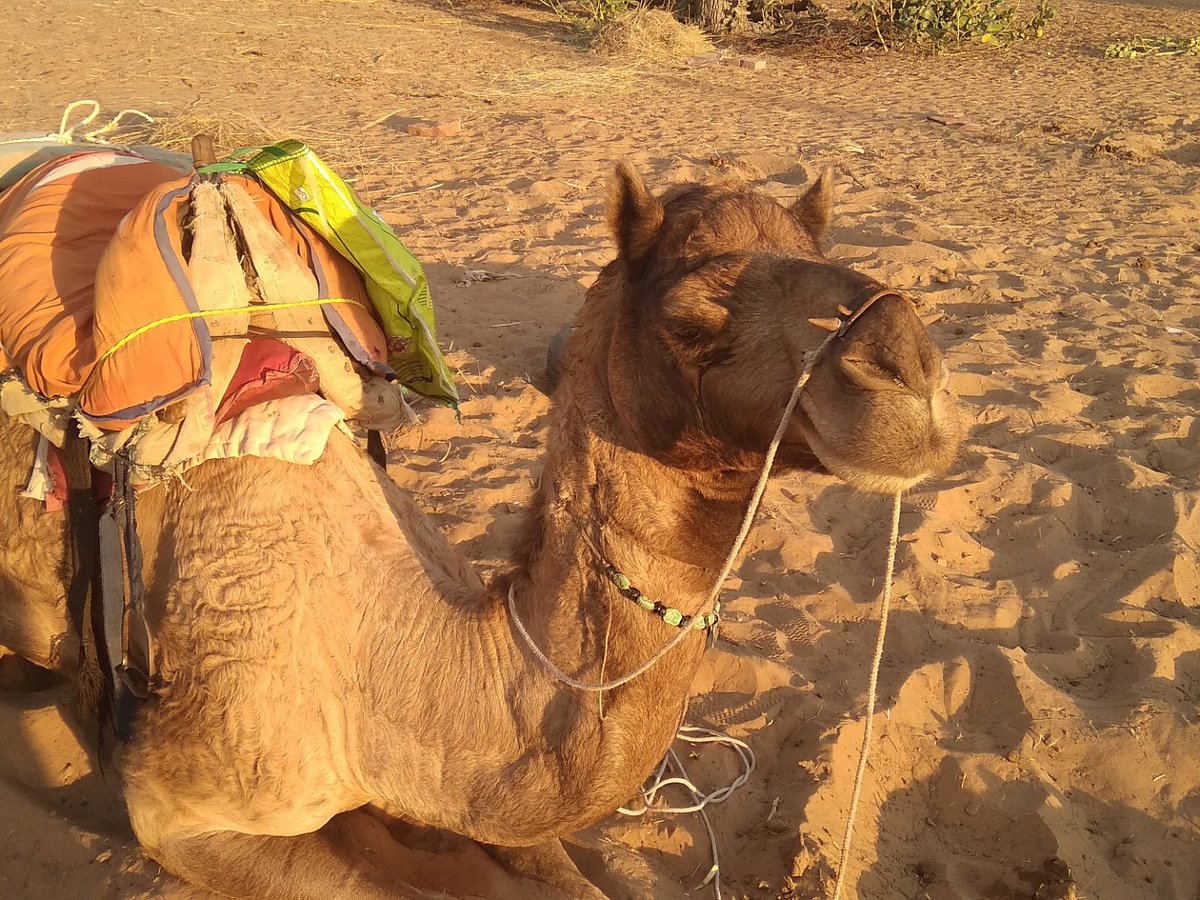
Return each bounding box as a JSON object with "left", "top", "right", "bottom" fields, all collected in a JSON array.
[{"left": 1, "top": 0, "right": 1198, "bottom": 897}]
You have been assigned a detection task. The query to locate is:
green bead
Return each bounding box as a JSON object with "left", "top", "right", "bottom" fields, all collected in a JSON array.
[
  {"left": 614, "top": 572, "right": 631, "bottom": 591},
  {"left": 637, "top": 597, "right": 655, "bottom": 611},
  {"left": 663, "top": 608, "right": 683, "bottom": 627}
]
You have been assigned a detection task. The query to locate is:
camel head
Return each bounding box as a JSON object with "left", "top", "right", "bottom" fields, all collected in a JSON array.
[{"left": 572, "top": 162, "right": 964, "bottom": 494}]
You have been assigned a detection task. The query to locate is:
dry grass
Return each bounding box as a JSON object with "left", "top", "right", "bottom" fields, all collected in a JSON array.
[
  {"left": 130, "top": 111, "right": 280, "bottom": 160},
  {"left": 125, "top": 110, "right": 389, "bottom": 176},
  {"left": 482, "top": 65, "right": 641, "bottom": 98},
  {"left": 589, "top": 8, "right": 713, "bottom": 63}
]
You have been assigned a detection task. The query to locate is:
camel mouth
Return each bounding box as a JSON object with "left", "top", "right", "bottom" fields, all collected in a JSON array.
[
  {"left": 789, "top": 396, "right": 943, "bottom": 495},
  {"left": 778, "top": 406, "right": 825, "bottom": 461}
]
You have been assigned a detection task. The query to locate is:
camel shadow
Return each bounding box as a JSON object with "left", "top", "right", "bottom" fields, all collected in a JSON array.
[
  {"left": 423, "top": 260, "right": 584, "bottom": 391},
  {"left": 609, "top": 374, "right": 1195, "bottom": 896},
  {"left": 0, "top": 653, "right": 135, "bottom": 899},
  {"left": 862, "top": 764, "right": 1200, "bottom": 899}
]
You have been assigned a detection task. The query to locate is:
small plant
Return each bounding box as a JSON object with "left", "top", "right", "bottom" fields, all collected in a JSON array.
[
  {"left": 1105, "top": 35, "right": 1200, "bottom": 59},
  {"left": 540, "top": 0, "right": 638, "bottom": 34},
  {"left": 851, "top": 0, "right": 1057, "bottom": 49}
]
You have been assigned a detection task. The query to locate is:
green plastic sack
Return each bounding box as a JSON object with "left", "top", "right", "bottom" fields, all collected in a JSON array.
[{"left": 242, "top": 140, "right": 458, "bottom": 409}]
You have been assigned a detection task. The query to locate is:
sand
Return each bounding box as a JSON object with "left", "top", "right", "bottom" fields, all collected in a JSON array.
[{"left": 1, "top": 0, "right": 1198, "bottom": 897}]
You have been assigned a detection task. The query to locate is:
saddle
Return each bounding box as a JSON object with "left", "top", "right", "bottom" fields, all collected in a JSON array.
[{"left": 0, "top": 134, "right": 459, "bottom": 739}]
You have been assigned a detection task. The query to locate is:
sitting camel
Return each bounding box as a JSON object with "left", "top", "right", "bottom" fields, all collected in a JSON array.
[{"left": 0, "top": 162, "right": 962, "bottom": 898}]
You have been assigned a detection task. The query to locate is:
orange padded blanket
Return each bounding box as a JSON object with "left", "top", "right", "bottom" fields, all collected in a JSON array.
[
  {"left": 0, "top": 150, "right": 389, "bottom": 430},
  {"left": 0, "top": 151, "right": 179, "bottom": 396}
]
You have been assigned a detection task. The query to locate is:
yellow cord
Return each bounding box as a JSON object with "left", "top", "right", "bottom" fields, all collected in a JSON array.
[{"left": 95, "top": 297, "right": 368, "bottom": 366}]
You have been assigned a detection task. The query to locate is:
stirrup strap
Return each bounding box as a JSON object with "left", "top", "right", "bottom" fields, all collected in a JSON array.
[{"left": 97, "top": 456, "right": 152, "bottom": 742}]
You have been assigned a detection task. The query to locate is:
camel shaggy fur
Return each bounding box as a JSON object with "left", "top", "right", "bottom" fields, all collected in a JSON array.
[{"left": 0, "top": 163, "right": 962, "bottom": 898}]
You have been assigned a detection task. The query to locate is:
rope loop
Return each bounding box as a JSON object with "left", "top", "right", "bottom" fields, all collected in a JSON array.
[
  {"left": 0, "top": 101, "right": 155, "bottom": 150},
  {"left": 507, "top": 329, "right": 838, "bottom": 690}
]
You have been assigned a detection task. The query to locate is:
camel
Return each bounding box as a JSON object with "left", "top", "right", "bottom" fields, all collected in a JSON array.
[{"left": 0, "top": 162, "right": 963, "bottom": 898}]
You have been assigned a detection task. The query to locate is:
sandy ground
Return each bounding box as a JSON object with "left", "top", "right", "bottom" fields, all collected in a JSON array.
[{"left": 2, "top": 0, "right": 1199, "bottom": 897}]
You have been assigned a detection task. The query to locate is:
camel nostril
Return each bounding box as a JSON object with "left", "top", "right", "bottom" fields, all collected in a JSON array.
[
  {"left": 831, "top": 294, "right": 942, "bottom": 399},
  {"left": 839, "top": 352, "right": 925, "bottom": 394}
]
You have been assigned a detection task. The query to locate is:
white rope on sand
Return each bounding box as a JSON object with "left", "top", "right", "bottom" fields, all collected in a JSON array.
[
  {"left": 831, "top": 489, "right": 903, "bottom": 899},
  {"left": 619, "top": 491, "right": 902, "bottom": 900},
  {"left": 0, "top": 100, "right": 154, "bottom": 148},
  {"left": 616, "top": 726, "right": 756, "bottom": 900}
]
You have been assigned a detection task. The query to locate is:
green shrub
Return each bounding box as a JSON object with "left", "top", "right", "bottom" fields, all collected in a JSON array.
[
  {"left": 540, "top": 0, "right": 638, "bottom": 34},
  {"left": 1105, "top": 36, "right": 1200, "bottom": 59},
  {"left": 851, "top": 0, "right": 1056, "bottom": 49}
]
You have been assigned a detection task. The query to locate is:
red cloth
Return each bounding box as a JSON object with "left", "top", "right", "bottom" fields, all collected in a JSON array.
[
  {"left": 214, "top": 338, "right": 320, "bottom": 424},
  {"left": 44, "top": 441, "right": 68, "bottom": 512}
]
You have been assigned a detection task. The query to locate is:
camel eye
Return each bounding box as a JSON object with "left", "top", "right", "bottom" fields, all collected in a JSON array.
[
  {"left": 665, "top": 323, "right": 710, "bottom": 347},
  {"left": 701, "top": 346, "right": 734, "bottom": 369}
]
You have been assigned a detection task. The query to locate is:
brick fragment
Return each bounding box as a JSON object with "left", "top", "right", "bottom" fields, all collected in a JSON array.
[{"left": 406, "top": 120, "right": 461, "bottom": 138}]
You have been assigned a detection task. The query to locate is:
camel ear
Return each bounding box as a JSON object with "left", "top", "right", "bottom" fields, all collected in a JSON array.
[
  {"left": 607, "top": 161, "right": 664, "bottom": 262},
  {"left": 791, "top": 168, "right": 833, "bottom": 241}
]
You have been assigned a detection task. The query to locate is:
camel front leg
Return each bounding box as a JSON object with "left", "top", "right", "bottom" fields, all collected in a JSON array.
[
  {"left": 485, "top": 840, "right": 608, "bottom": 900},
  {"left": 147, "top": 822, "right": 461, "bottom": 900}
]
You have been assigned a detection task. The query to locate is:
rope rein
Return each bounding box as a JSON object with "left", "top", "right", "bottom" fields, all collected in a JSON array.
[
  {"left": 507, "top": 585, "right": 696, "bottom": 692},
  {"left": 507, "top": 331, "right": 852, "bottom": 900},
  {"left": 832, "top": 489, "right": 903, "bottom": 899},
  {"left": 508, "top": 321, "right": 904, "bottom": 898}
]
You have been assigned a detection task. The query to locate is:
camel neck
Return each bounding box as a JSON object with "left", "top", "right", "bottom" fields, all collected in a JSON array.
[
  {"left": 510, "top": 376, "right": 757, "bottom": 698},
  {"left": 347, "top": 364, "right": 762, "bottom": 841}
]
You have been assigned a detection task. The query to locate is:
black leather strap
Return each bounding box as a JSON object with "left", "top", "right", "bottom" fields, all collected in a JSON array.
[{"left": 367, "top": 429, "right": 387, "bottom": 468}]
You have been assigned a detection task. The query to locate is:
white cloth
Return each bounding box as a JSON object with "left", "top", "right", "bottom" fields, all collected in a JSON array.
[
  {"left": 0, "top": 373, "right": 73, "bottom": 446},
  {"left": 202, "top": 394, "right": 346, "bottom": 467}
]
